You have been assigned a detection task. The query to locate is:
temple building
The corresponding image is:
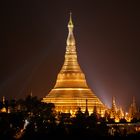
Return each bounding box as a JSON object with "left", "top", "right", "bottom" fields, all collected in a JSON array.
[
  {"left": 110, "top": 96, "right": 124, "bottom": 122},
  {"left": 0, "top": 96, "right": 10, "bottom": 113},
  {"left": 0, "top": 96, "right": 7, "bottom": 113},
  {"left": 110, "top": 97, "right": 118, "bottom": 119},
  {"left": 129, "top": 97, "right": 137, "bottom": 119},
  {"left": 42, "top": 14, "right": 106, "bottom": 115}
]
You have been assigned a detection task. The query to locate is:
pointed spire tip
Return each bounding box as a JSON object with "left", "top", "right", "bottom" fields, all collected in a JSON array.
[
  {"left": 70, "top": 12, "right": 72, "bottom": 19},
  {"left": 68, "top": 12, "right": 73, "bottom": 27}
]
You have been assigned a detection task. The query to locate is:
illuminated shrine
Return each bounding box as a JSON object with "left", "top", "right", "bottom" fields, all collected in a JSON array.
[{"left": 42, "top": 14, "right": 106, "bottom": 115}]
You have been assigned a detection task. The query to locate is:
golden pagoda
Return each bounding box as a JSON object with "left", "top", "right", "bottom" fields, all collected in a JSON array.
[{"left": 42, "top": 13, "right": 106, "bottom": 115}]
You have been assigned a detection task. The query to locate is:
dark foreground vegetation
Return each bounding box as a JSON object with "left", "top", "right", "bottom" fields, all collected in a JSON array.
[{"left": 0, "top": 95, "right": 140, "bottom": 140}]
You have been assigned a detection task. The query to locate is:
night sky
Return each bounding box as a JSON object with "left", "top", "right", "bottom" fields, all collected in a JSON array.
[{"left": 0, "top": 0, "right": 140, "bottom": 110}]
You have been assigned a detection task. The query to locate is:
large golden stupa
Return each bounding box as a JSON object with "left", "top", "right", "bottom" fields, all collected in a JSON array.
[{"left": 42, "top": 14, "right": 106, "bottom": 115}]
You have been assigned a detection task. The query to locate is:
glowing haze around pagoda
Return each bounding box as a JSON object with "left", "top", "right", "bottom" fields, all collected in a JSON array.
[{"left": 42, "top": 14, "right": 106, "bottom": 115}]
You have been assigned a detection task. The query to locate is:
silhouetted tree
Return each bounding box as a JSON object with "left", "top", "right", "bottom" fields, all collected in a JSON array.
[{"left": 120, "top": 118, "right": 127, "bottom": 123}]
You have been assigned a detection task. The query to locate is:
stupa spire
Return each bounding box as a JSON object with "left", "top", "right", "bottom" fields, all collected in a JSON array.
[
  {"left": 112, "top": 96, "right": 117, "bottom": 111},
  {"left": 67, "top": 12, "right": 75, "bottom": 47},
  {"left": 68, "top": 12, "right": 73, "bottom": 28},
  {"left": 2, "top": 96, "right": 5, "bottom": 105},
  {"left": 132, "top": 96, "right": 136, "bottom": 106}
]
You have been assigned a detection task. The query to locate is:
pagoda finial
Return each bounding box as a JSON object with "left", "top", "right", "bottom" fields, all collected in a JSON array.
[
  {"left": 112, "top": 96, "right": 115, "bottom": 103},
  {"left": 68, "top": 12, "right": 73, "bottom": 28},
  {"left": 133, "top": 96, "right": 135, "bottom": 105},
  {"left": 112, "top": 96, "right": 117, "bottom": 113},
  {"left": 30, "top": 91, "right": 33, "bottom": 97},
  {"left": 67, "top": 12, "right": 75, "bottom": 47},
  {"left": 2, "top": 96, "right": 5, "bottom": 105},
  {"left": 132, "top": 96, "right": 137, "bottom": 111}
]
